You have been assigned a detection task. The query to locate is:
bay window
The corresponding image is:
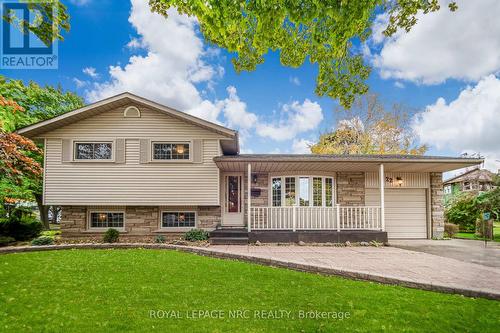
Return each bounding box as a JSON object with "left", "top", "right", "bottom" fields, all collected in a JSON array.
[{"left": 270, "top": 176, "right": 335, "bottom": 207}]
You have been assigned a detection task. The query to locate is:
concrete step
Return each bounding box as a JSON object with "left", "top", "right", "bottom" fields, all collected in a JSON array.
[
  {"left": 210, "top": 228, "right": 248, "bottom": 238},
  {"left": 209, "top": 237, "right": 249, "bottom": 245}
]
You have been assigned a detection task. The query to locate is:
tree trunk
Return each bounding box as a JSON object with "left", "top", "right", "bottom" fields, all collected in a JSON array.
[{"left": 34, "top": 193, "right": 50, "bottom": 230}]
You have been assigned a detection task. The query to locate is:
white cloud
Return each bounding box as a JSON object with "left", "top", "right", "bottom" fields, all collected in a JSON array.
[
  {"left": 292, "top": 138, "right": 313, "bottom": 154},
  {"left": 73, "top": 78, "right": 88, "bottom": 88},
  {"left": 413, "top": 75, "right": 500, "bottom": 171},
  {"left": 84, "top": 0, "right": 324, "bottom": 153},
  {"left": 219, "top": 86, "right": 257, "bottom": 130},
  {"left": 394, "top": 81, "right": 405, "bottom": 89},
  {"left": 289, "top": 76, "right": 301, "bottom": 86},
  {"left": 370, "top": 0, "right": 500, "bottom": 84},
  {"left": 126, "top": 37, "right": 144, "bottom": 49},
  {"left": 256, "top": 100, "right": 323, "bottom": 141},
  {"left": 82, "top": 67, "right": 99, "bottom": 78},
  {"left": 86, "top": 0, "right": 218, "bottom": 113}
]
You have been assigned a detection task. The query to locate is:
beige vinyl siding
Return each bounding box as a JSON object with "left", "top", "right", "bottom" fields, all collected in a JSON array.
[
  {"left": 40, "top": 106, "right": 226, "bottom": 140},
  {"left": 365, "top": 172, "right": 429, "bottom": 188},
  {"left": 43, "top": 106, "right": 225, "bottom": 206},
  {"left": 366, "top": 188, "right": 427, "bottom": 239}
]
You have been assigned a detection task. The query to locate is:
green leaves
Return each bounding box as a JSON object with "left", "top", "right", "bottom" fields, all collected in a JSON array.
[
  {"left": 150, "top": 0, "right": 456, "bottom": 108},
  {"left": 2, "top": 0, "right": 70, "bottom": 47}
]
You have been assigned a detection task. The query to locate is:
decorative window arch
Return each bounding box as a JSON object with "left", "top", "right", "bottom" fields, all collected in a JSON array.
[{"left": 124, "top": 106, "right": 141, "bottom": 118}]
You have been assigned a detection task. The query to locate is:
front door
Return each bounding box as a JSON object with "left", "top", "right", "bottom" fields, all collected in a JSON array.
[{"left": 222, "top": 173, "right": 244, "bottom": 227}]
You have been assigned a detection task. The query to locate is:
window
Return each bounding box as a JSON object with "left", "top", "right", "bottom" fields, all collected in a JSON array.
[
  {"left": 75, "top": 142, "right": 112, "bottom": 160},
  {"left": 285, "top": 177, "right": 296, "bottom": 206},
  {"left": 153, "top": 143, "right": 190, "bottom": 160},
  {"left": 226, "top": 176, "right": 241, "bottom": 213},
  {"left": 90, "top": 212, "right": 124, "bottom": 229},
  {"left": 271, "top": 176, "right": 334, "bottom": 207},
  {"left": 299, "top": 177, "right": 310, "bottom": 206},
  {"left": 271, "top": 178, "right": 282, "bottom": 207},
  {"left": 444, "top": 185, "right": 452, "bottom": 195},
  {"left": 463, "top": 181, "right": 471, "bottom": 191},
  {"left": 313, "top": 177, "right": 323, "bottom": 206},
  {"left": 161, "top": 212, "right": 195, "bottom": 228},
  {"left": 325, "top": 178, "right": 333, "bottom": 206}
]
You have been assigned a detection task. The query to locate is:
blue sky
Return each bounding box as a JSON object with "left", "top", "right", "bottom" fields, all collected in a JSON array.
[{"left": 3, "top": 0, "right": 500, "bottom": 172}]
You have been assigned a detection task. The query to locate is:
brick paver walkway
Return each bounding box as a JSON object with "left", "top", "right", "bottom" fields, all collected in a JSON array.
[{"left": 208, "top": 245, "right": 500, "bottom": 299}]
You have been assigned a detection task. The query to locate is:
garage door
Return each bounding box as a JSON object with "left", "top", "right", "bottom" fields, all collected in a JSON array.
[{"left": 366, "top": 188, "right": 427, "bottom": 239}]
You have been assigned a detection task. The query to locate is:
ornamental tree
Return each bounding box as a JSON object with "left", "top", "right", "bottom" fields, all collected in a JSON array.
[
  {"left": 310, "top": 93, "right": 427, "bottom": 155},
  {"left": 0, "top": 77, "right": 84, "bottom": 229}
]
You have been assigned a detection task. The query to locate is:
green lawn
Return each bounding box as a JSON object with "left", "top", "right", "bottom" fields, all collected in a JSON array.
[
  {"left": 0, "top": 249, "right": 499, "bottom": 332},
  {"left": 455, "top": 222, "right": 500, "bottom": 242}
]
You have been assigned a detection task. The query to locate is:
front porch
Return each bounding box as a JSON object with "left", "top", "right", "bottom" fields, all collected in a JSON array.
[
  {"left": 213, "top": 156, "right": 393, "bottom": 244},
  {"left": 211, "top": 154, "right": 470, "bottom": 243}
]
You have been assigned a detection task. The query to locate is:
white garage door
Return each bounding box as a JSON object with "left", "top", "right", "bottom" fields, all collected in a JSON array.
[{"left": 366, "top": 188, "right": 427, "bottom": 239}]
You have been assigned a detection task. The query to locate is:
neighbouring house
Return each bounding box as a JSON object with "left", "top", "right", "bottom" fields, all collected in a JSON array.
[
  {"left": 443, "top": 168, "right": 497, "bottom": 203},
  {"left": 17, "top": 93, "right": 483, "bottom": 244}
]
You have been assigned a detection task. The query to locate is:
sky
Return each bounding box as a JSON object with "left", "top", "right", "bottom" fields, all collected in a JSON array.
[{"left": 3, "top": 0, "right": 500, "bottom": 174}]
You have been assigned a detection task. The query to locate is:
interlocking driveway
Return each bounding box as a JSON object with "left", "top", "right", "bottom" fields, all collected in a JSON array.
[
  {"left": 208, "top": 244, "right": 500, "bottom": 299},
  {"left": 390, "top": 239, "right": 500, "bottom": 268}
]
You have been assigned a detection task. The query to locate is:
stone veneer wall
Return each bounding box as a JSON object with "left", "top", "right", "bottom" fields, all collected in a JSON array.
[
  {"left": 430, "top": 172, "right": 444, "bottom": 238},
  {"left": 336, "top": 172, "right": 365, "bottom": 206},
  {"left": 243, "top": 173, "right": 269, "bottom": 223},
  {"left": 60, "top": 205, "right": 221, "bottom": 239}
]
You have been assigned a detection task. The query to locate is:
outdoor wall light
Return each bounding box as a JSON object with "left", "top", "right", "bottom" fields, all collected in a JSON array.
[{"left": 252, "top": 173, "right": 258, "bottom": 184}]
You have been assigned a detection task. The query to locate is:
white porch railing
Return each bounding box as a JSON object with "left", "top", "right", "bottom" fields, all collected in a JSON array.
[{"left": 250, "top": 206, "right": 381, "bottom": 231}]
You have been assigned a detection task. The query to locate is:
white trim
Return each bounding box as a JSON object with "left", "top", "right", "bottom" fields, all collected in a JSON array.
[
  {"left": 150, "top": 140, "right": 193, "bottom": 163},
  {"left": 268, "top": 175, "right": 336, "bottom": 208},
  {"left": 159, "top": 210, "right": 197, "bottom": 231},
  {"left": 72, "top": 140, "right": 115, "bottom": 162},
  {"left": 123, "top": 106, "right": 141, "bottom": 118},
  {"left": 379, "top": 164, "right": 385, "bottom": 232},
  {"left": 87, "top": 209, "right": 126, "bottom": 232},
  {"left": 247, "top": 163, "right": 251, "bottom": 232}
]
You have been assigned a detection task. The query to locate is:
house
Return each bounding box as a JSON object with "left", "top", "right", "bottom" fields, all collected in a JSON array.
[
  {"left": 17, "top": 93, "right": 483, "bottom": 243},
  {"left": 443, "top": 168, "right": 497, "bottom": 202}
]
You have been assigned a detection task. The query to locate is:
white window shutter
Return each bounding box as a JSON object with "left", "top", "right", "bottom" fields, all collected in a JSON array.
[
  {"left": 115, "top": 139, "right": 125, "bottom": 164},
  {"left": 192, "top": 139, "right": 203, "bottom": 163},
  {"left": 61, "top": 139, "right": 72, "bottom": 162},
  {"left": 140, "top": 139, "right": 151, "bottom": 163}
]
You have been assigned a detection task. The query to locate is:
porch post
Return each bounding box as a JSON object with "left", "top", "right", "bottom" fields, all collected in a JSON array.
[
  {"left": 336, "top": 204, "right": 340, "bottom": 232},
  {"left": 247, "top": 163, "right": 251, "bottom": 232},
  {"left": 379, "top": 163, "right": 385, "bottom": 231}
]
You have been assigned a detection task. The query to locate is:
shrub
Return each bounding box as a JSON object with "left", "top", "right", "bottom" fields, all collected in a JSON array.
[
  {"left": 31, "top": 236, "right": 54, "bottom": 246},
  {"left": 103, "top": 228, "right": 120, "bottom": 243},
  {"left": 41, "top": 230, "right": 61, "bottom": 237},
  {"left": 0, "top": 215, "right": 43, "bottom": 241},
  {"left": 0, "top": 236, "right": 15, "bottom": 247},
  {"left": 183, "top": 229, "right": 209, "bottom": 242},
  {"left": 444, "top": 223, "right": 459, "bottom": 238},
  {"left": 445, "top": 193, "right": 479, "bottom": 232},
  {"left": 155, "top": 235, "right": 166, "bottom": 243}
]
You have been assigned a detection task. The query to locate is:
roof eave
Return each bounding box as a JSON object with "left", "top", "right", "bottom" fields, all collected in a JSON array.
[{"left": 17, "top": 92, "right": 237, "bottom": 139}]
